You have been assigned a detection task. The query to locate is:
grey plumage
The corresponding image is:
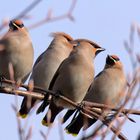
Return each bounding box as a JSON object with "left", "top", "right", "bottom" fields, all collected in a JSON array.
[
  {"left": 38, "top": 39, "right": 105, "bottom": 126},
  {"left": 18, "top": 32, "right": 74, "bottom": 118},
  {"left": 0, "top": 19, "right": 34, "bottom": 83},
  {"left": 65, "top": 55, "right": 126, "bottom": 135}
]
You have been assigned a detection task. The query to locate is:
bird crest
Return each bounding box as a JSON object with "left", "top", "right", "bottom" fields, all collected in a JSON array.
[
  {"left": 9, "top": 19, "right": 24, "bottom": 28},
  {"left": 110, "top": 55, "right": 120, "bottom": 61},
  {"left": 74, "top": 38, "right": 101, "bottom": 49},
  {"left": 50, "top": 32, "right": 73, "bottom": 41}
]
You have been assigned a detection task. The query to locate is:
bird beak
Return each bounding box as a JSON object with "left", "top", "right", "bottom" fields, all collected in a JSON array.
[
  {"left": 95, "top": 47, "right": 105, "bottom": 55},
  {"left": 97, "top": 47, "right": 105, "bottom": 52}
]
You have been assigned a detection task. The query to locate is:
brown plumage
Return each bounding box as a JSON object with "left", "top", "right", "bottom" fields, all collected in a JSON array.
[
  {"left": 18, "top": 32, "right": 74, "bottom": 118},
  {"left": 65, "top": 54, "right": 126, "bottom": 136},
  {"left": 38, "top": 38, "right": 105, "bottom": 126},
  {"left": 0, "top": 19, "right": 34, "bottom": 83}
]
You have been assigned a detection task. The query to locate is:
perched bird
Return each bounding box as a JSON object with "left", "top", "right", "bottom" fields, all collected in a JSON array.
[
  {"left": 0, "top": 19, "right": 34, "bottom": 83},
  {"left": 18, "top": 32, "right": 74, "bottom": 118},
  {"left": 65, "top": 55, "right": 126, "bottom": 136},
  {"left": 38, "top": 39, "right": 105, "bottom": 126}
]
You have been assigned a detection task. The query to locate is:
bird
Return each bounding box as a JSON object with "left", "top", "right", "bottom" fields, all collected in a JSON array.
[
  {"left": 65, "top": 54, "right": 127, "bottom": 136},
  {"left": 0, "top": 19, "right": 34, "bottom": 83},
  {"left": 37, "top": 38, "right": 105, "bottom": 126},
  {"left": 18, "top": 32, "right": 74, "bottom": 118}
]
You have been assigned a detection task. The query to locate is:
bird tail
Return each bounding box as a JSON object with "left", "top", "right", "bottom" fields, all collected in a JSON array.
[
  {"left": 65, "top": 113, "right": 97, "bottom": 136},
  {"left": 36, "top": 94, "right": 50, "bottom": 114},
  {"left": 18, "top": 97, "right": 37, "bottom": 118},
  {"left": 65, "top": 113, "right": 84, "bottom": 136},
  {"left": 62, "top": 109, "right": 76, "bottom": 124},
  {"left": 41, "top": 101, "right": 63, "bottom": 126}
]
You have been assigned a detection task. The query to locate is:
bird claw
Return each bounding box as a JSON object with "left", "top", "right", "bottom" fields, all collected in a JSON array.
[
  {"left": 55, "top": 90, "right": 62, "bottom": 98},
  {"left": 77, "top": 102, "right": 85, "bottom": 111}
]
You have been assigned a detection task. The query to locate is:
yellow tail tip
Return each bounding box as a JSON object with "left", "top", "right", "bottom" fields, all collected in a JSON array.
[
  {"left": 17, "top": 112, "right": 27, "bottom": 119},
  {"left": 72, "top": 133, "right": 78, "bottom": 137},
  {"left": 65, "top": 129, "right": 78, "bottom": 137},
  {"left": 41, "top": 119, "right": 49, "bottom": 127}
]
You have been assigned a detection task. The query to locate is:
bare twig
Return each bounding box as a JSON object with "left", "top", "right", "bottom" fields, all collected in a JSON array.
[
  {"left": 0, "top": 0, "right": 43, "bottom": 32},
  {"left": 0, "top": 79, "right": 130, "bottom": 140},
  {"left": 0, "top": 0, "right": 77, "bottom": 33},
  {"left": 15, "top": 0, "right": 43, "bottom": 19},
  {"left": 28, "top": 0, "right": 77, "bottom": 30}
]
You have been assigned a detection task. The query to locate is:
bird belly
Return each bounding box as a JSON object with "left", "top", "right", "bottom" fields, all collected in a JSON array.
[{"left": 54, "top": 73, "right": 92, "bottom": 109}]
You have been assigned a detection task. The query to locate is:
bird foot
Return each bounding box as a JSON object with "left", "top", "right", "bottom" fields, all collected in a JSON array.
[
  {"left": 77, "top": 101, "right": 85, "bottom": 111},
  {"left": 55, "top": 90, "right": 62, "bottom": 98}
]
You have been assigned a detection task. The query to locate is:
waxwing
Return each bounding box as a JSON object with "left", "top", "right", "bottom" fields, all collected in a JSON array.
[
  {"left": 38, "top": 38, "right": 105, "bottom": 126},
  {"left": 18, "top": 32, "right": 74, "bottom": 118},
  {"left": 0, "top": 19, "right": 34, "bottom": 83},
  {"left": 65, "top": 55, "right": 126, "bottom": 136}
]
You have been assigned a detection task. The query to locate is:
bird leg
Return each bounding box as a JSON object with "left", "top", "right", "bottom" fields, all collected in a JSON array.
[
  {"left": 77, "top": 101, "right": 85, "bottom": 111},
  {"left": 69, "top": 102, "right": 85, "bottom": 123},
  {"left": 54, "top": 90, "right": 62, "bottom": 99}
]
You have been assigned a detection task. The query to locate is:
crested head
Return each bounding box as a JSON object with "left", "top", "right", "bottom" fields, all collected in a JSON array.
[
  {"left": 106, "top": 55, "right": 120, "bottom": 64},
  {"left": 49, "top": 32, "right": 74, "bottom": 50},
  {"left": 106, "top": 54, "right": 122, "bottom": 69},
  {"left": 73, "top": 39, "right": 101, "bottom": 48},
  {"left": 50, "top": 32, "right": 73, "bottom": 41},
  {"left": 110, "top": 55, "right": 120, "bottom": 61},
  {"left": 9, "top": 19, "right": 24, "bottom": 31},
  {"left": 73, "top": 39, "right": 105, "bottom": 56}
]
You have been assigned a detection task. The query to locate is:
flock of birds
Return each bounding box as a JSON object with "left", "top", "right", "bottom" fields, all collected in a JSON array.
[{"left": 0, "top": 19, "right": 127, "bottom": 136}]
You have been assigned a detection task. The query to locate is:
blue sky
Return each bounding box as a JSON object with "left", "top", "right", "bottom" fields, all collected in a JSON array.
[{"left": 0, "top": 0, "right": 140, "bottom": 140}]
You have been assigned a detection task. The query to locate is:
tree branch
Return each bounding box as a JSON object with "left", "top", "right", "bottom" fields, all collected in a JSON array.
[
  {"left": 28, "top": 0, "right": 77, "bottom": 30},
  {"left": 0, "top": 0, "right": 43, "bottom": 32},
  {"left": 1, "top": 78, "right": 140, "bottom": 140}
]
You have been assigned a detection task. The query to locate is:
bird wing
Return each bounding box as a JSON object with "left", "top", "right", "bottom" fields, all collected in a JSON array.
[
  {"left": 48, "top": 59, "right": 65, "bottom": 90},
  {"left": 36, "top": 59, "right": 66, "bottom": 114},
  {"left": 33, "top": 51, "right": 46, "bottom": 68},
  {"left": 0, "top": 39, "right": 6, "bottom": 51}
]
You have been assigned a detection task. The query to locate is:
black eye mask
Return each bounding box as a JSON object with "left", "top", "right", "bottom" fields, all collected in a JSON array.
[
  {"left": 106, "top": 55, "right": 120, "bottom": 65},
  {"left": 9, "top": 21, "right": 24, "bottom": 30},
  {"left": 106, "top": 56, "right": 115, "bottom": 65}
]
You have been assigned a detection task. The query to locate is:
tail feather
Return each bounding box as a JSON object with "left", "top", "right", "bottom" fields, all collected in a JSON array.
[
  {"left": 41, "top": 119, "right": 50, "bottom": 127},
  {"left": 65, "top": 113, "right": 97, "bottom": 135},
  {"left": 17, "top": 112, "right": 27, "bottom": 119},
  {"left": 62, "top": 109, "right": 76, "bottom": 124},
  {"left": 36, "top": 94, "right": 50, "bottom": 114},
  {"left": 65, "top": 113, "right": 84, "bottom": 135},
  {"left": 41, "top": 102, "right": 63, "bottom": 126},
  {"left": 18, "top": 97, "right": 37, "bottom": 118}
]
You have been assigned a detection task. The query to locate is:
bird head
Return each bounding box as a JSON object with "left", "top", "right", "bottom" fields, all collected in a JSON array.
[
  {"left": 50, "top": 32, "right": 74, "bottom": 49},
  {"left": 106, "top": 55, "right": 122, "bottom": 69},
  {"left": 71, "top": 39, "right": 105, "bottom": 56},
  {"left": 9, "top": 19, "right": 24, "bottom": 31}
]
